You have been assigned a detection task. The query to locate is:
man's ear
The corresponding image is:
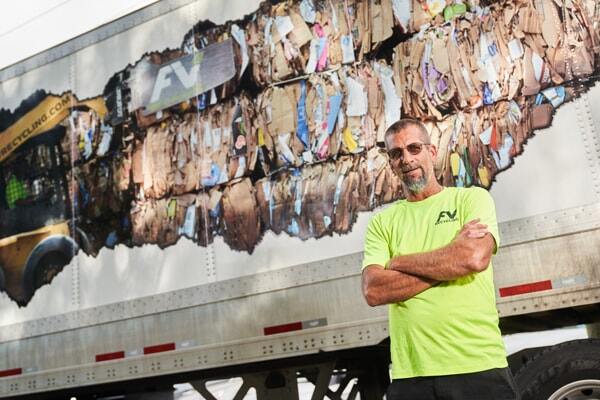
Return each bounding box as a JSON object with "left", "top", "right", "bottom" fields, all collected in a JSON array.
[
  {"left": 384, "top": 134, "right": 391, "bottom": 150},
  {"left": 429, "top": 143, "right": 438, "bottom": 161}
]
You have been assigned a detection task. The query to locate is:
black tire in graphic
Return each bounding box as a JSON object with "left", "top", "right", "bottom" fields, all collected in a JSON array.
[
  {"left": 22, "top": 235, "right": 78, "bottom": 300},
  {"left": 32, "top": 252, "right": 70, "bottom": 290}
]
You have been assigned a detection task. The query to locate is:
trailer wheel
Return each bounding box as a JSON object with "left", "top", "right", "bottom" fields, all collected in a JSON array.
[
  {"left": 546, "top": 380, "right": 600, "bottom": 399},
  {"left": 515, "top": 339, "right": 600, "bottom": 400}
]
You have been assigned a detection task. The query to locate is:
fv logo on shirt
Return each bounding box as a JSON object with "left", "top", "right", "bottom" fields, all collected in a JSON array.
[{"left": 435, "top": 210, "right": 458, "bottom": 225}]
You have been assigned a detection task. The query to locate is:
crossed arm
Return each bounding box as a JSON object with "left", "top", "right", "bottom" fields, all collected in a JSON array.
[{"left": 361, "top": 219, "right": 496, "bottom": 307}]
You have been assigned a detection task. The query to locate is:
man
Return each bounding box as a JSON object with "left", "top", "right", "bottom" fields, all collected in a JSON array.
[
  {"left": 361, "top": 119, "right": 519, "bottom": 399},
  {"left": 5, "top": 171, "right": 28, "bottom": 209}
]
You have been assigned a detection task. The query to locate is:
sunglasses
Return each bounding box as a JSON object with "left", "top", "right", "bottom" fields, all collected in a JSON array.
[{"left": 387, "top": 142, "right": 430, "bottom": 161}]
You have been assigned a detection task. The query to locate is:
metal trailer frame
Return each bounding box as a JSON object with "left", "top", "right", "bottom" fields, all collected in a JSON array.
[{"left": 1, "top": 200, "right": 600, "bottom": 398}]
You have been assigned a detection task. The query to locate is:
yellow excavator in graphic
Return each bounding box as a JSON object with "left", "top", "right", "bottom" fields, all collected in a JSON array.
[{"left": 0, "top": 93, "right": 103, "bottom": 305}]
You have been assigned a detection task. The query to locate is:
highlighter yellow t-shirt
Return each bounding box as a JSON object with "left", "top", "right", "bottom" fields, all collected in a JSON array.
[{"left": 362, "top": 187, "right": 507, "bottom": 379}]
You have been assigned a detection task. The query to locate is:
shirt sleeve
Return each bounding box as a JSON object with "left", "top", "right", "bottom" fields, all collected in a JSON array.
[
  {"left": 362, "top": 214, "right": 392, "bottom": 270},
  {"left": 462, "top": 187, "right": 500, "bottom": 254}
]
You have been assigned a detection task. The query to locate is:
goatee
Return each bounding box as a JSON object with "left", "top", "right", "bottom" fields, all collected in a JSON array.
[{"left": 402, "top": 167, "right": 428, "bottom": 193}]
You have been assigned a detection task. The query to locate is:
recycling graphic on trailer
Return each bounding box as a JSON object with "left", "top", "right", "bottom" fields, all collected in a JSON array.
[{"left": 0, "top": 0, "right": 599, "bottom": 305}]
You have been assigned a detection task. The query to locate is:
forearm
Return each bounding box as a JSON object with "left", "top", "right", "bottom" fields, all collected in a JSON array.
[
  {"left": 387, "top": 240, "right": 489, "bottom": 281},
  {"left": 362, "top": 267, "right": 437, "bottom": 306}
]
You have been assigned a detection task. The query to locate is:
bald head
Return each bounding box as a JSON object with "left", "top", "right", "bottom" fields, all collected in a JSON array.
[{"left": 384, "top": 119, "right": 430, "bottom": 148}]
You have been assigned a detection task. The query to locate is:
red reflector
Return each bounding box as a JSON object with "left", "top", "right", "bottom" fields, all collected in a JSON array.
[
  {"left": 144, "top": 343, "right": 176, "bottom": 355},
  {"left": 499, "top": 280, "right": 553, "bottom": 297},
  {"left": 0, "top": 368, "right": 22, "bottom": 378},
  {"left": 264, "top": 322, "right": 303, "bottom": 336},
  {"left": 96, "top": 351, "right": 125, "bottom": 362}
]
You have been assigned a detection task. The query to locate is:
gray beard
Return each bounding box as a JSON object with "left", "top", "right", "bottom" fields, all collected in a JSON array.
[{"left": 402, "top": 167, "right": 428, "bottom": 194}]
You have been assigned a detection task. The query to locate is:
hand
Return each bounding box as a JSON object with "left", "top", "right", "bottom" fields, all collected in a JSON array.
[
  {"left": 452, "top": 219, "right": 492, "bottom": 272},
  {"left": 456, "top": 218, "right": 488, "bottom": 240}
]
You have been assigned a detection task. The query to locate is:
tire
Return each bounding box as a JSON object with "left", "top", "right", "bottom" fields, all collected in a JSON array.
[
  {"left": 515, "top": 339, "right": 600, "bottom": 400},
  {"left": 32, "top": 252, "right": 70, "bottom": 290},
  {"left": 22, "top": 235, "right": 78, "bottom": 301}
]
